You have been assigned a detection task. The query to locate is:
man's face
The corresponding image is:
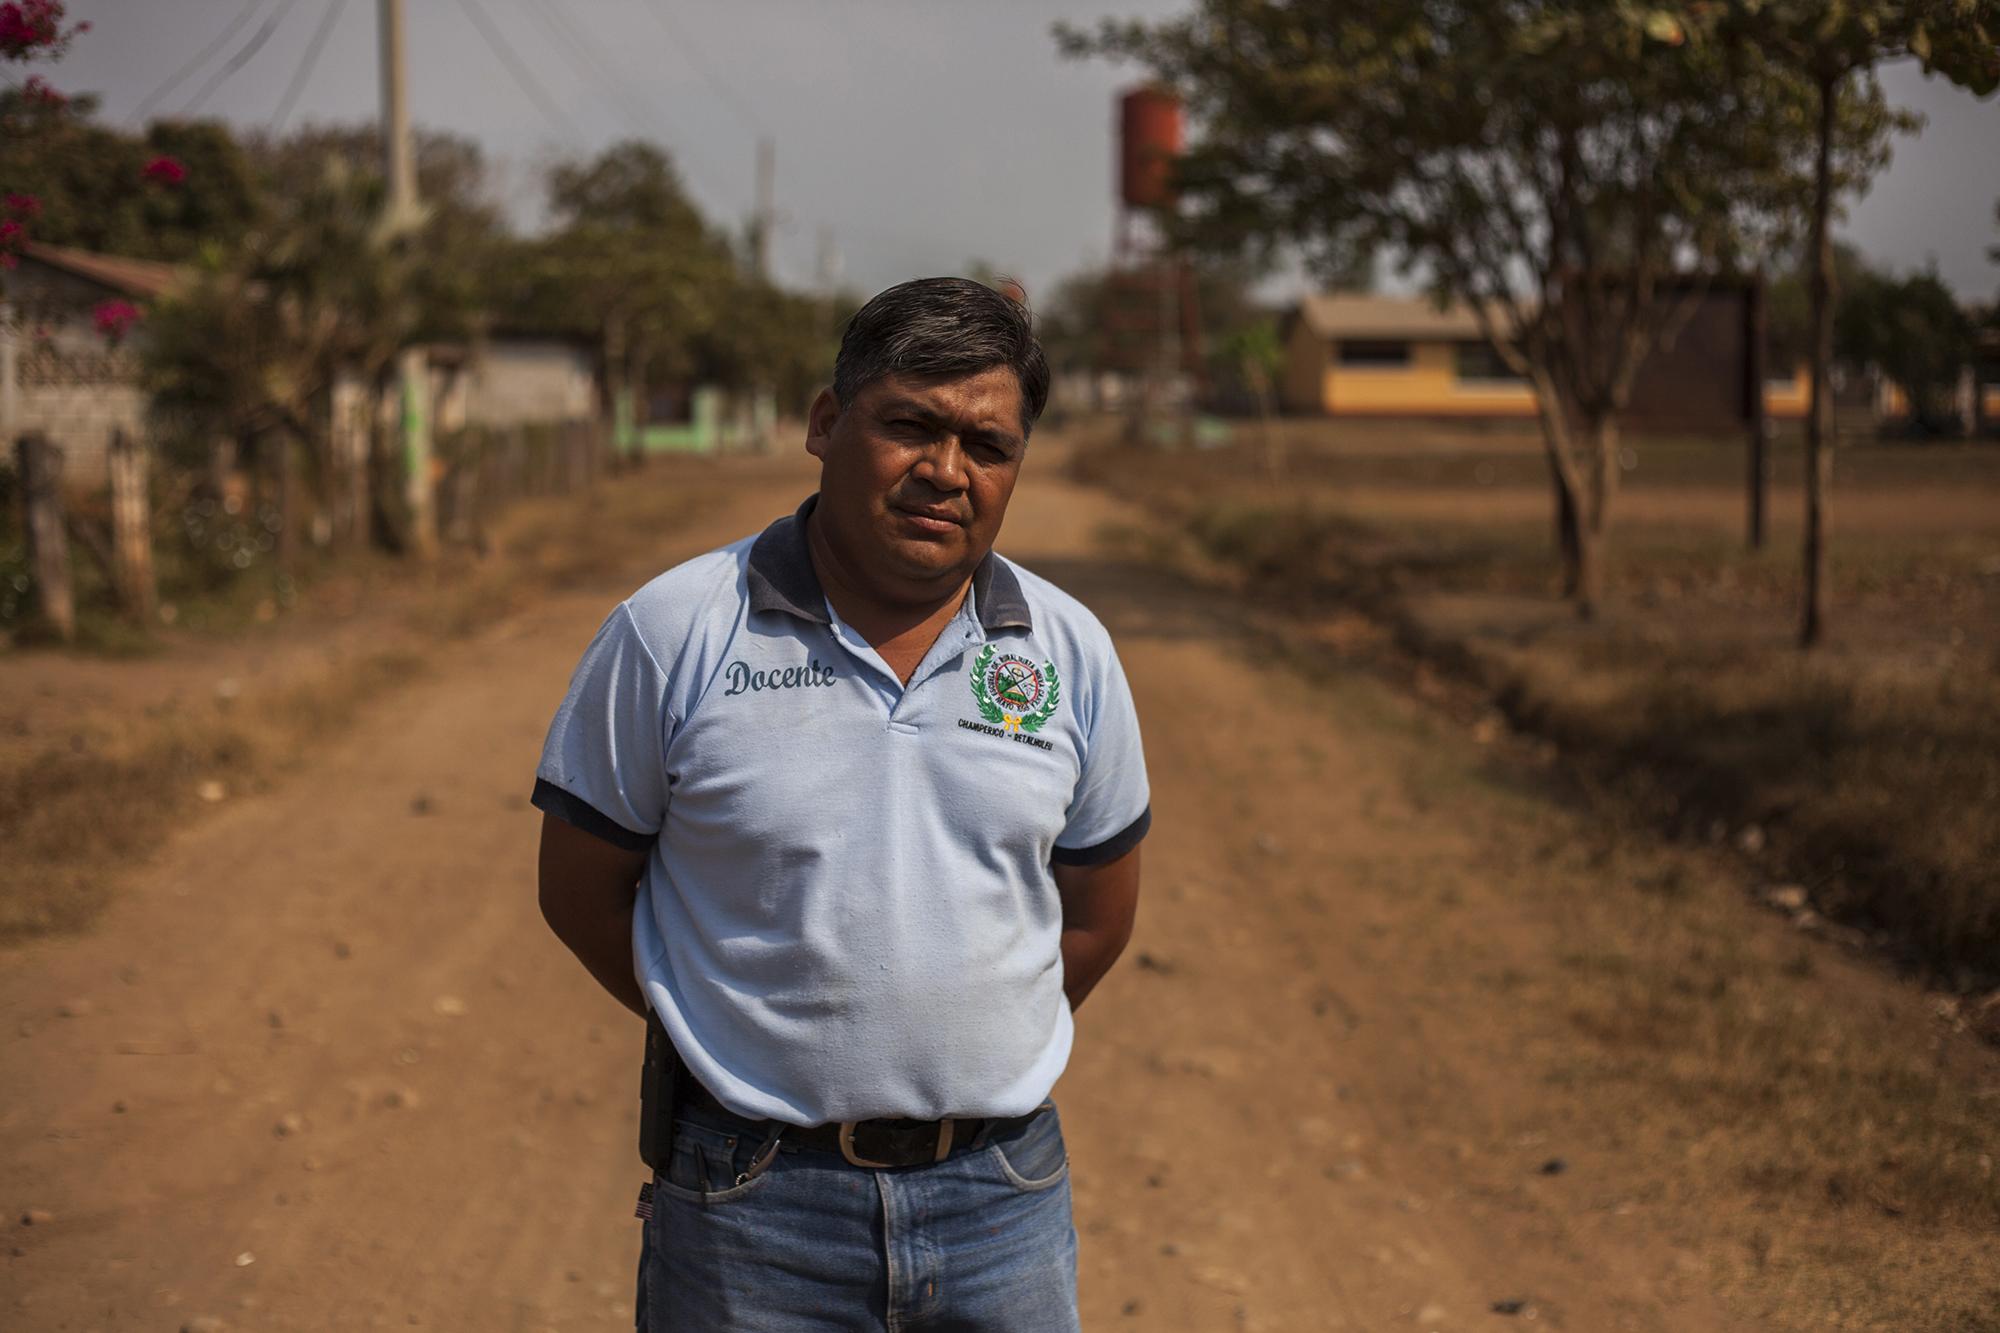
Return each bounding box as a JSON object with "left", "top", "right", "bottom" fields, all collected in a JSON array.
[{"left": 804, "top": 366, "right": 1028, "bottom": 602}]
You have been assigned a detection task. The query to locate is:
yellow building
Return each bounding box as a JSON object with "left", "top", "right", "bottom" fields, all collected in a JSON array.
[{"left": 1281, "top": 292, "right": 1812, "bottom": 424}]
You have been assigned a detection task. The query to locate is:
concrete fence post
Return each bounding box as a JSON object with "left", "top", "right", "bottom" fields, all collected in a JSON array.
[{"left": 16, "top": 433, "right": 75, "bottom": 642}]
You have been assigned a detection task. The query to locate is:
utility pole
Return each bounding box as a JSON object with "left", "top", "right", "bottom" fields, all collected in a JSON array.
[
  {"left": 379, "top": 0, "right": 434, "bottom": 557},
  {"left": 814, "top": 226, "right": 842, "bottom": 295},
  {"left": 752, "top": 136, "right": 775, "bottom": 280}
]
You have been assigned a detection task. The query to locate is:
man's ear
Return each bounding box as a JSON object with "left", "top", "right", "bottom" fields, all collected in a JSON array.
[{"left": 804, "top": 387, "right": 841, "bottom": 460}]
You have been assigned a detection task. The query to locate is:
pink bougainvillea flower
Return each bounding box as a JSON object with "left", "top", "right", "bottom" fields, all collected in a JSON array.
[
  {"left": 0, "top": 218, "right": 24, "bottom": 245},
  {"left": 142, "top": 155, "right": 187, "bottom": 186},
  {"left": 18, "top": 75, "right": 67, "bottom": 109},
  {"left": 92, "top": 299, "right": 143, "bottom": 343},
  {"left": 4, "top": 193, "right": 40, "bottom": 218},
  {"left": 0, "top": 0, "right": 79, "bottom": 59}
]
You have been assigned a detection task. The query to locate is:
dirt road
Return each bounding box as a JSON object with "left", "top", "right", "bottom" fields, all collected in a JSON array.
[{"left": 0, "top": 454, "right": 1831, "bottom": 1329}]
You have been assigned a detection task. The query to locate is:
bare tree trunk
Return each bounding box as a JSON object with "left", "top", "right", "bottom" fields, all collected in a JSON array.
[
  {"left": 1552, "top": 462, "right": 1582, "bottom": 598},
  {"left": 1526, "top": 374, "right": 1586, "bottom": 601},
  {"left": 1801, "top": 71, "right": 1839, "bottom": 649},
  {"left": 1251, "top": 368, "right": 1284, "bottom": 486},
  {"left": 108, "top": 428, "right": 156, "bottom": 623},
  {"left": 1746, "top": 271, "right": 1769, "bottom": 550},
  {"left": 1574, "top": 412, "right": 1620, "bottom": 621},
  {"left": 16, "top": 433, "right": 75, "bottom": 642}
]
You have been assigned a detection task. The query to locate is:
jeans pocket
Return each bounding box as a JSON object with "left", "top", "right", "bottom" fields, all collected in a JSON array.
[
  {"left": 652, "top": 1119, "right": 778, "bottom": 1205},
  {"left": 988, "top": 1104, "right": 1068, "bottom": 1192}
]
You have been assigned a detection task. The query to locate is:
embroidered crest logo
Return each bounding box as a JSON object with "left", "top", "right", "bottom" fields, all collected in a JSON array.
[{"left": 970, "top": 644, "right": 1060, "bottom": 734}]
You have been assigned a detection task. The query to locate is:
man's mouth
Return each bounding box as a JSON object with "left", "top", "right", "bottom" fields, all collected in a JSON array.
[{"left": 890, "top": 503, "right": 965, "bottom": 535}]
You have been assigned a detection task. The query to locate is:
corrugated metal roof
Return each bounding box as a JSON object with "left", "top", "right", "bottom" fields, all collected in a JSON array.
[
  {"left": 19, "top": 241, "right": 182, "bottom": 300},
  {"left": 1295, "top": 292, "right": 1493, "bottom": 340}
]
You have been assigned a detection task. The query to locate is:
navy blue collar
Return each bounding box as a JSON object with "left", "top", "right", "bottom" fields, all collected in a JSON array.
[{"left": 746, "top": 495, "right": 1032, "bottom": 632}]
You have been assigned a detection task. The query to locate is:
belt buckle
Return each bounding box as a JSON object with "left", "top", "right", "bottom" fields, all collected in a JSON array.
[{"left": 837, "top": 1119, "right": 956, "bottom": 1168}]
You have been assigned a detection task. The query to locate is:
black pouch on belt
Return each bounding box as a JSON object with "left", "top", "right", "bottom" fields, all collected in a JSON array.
[{"left": 638, "top": 1010, "right": 680, "bottom": 1173}]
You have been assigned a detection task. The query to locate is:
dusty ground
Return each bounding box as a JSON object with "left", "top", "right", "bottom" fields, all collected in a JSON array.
[{"left": 3, "top": 446, "right": 1994, "bottom": 1331}]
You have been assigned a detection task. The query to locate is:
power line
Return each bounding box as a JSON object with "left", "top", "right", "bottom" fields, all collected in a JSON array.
[
  {"left": 451, "top": 0, "right": 583, "bottom": 143},
  {"left": 516, "top": 0, "right": 654, "bottom": 137},
  {"left": 640, "top": 0, "right": 768, "bottom": 137},
  {"left": 128, "top": 0, "right": 266, "bottom": 126},
  {"left": 511, "top": 0, "right": 736, "bottom": 205},
  {"left": 180, "top": 0, "right": 305, "bottom": 118},
  {"left": 268, "top": 0, "right": 349, "bottom": 132}
]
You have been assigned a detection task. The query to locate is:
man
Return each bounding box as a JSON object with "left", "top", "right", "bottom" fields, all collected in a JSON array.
[{"left": 532, "top": 277, "right": 1150, "bottom": 1331}]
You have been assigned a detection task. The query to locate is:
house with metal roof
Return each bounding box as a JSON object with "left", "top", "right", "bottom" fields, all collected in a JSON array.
[{"left": 1280, "top": 289, "right": 1813, "bottom": 430}]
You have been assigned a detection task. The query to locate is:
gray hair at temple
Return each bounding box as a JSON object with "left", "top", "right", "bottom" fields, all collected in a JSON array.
[{"left": 832, "top": 277, "right": 1051, "bottom": 437}]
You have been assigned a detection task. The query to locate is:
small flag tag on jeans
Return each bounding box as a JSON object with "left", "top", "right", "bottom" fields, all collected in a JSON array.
[{"left": 634, "top": 1181, "right": 655, "bottom": 1221}]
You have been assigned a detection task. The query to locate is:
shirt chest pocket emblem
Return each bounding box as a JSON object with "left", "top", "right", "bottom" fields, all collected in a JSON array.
[{"left": 964, "top": 644, "right": 1060, "bottom": 746}]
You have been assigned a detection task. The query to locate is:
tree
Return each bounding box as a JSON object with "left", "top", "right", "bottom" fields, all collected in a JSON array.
[
  {"left": 1061, "top": 3, "right": 1847, "bottom": 619},
  {"left": 1685, "top": 0, "right": 1999, "bottom": 645},
  {"left": 1214, "top": 319, "right": 1286, "bottom": 481},
  {"left": 0, "top": 92, "right": 260, "bottom": 263},
  {"left": 143, "top": 157, "right": 432, "bottom": 553},
  {"left": 494, "top": 142, "right": 737, "bottom": 453},
  {"left": 1839, "top": 264, "right": 1976, "bottom": 433},
  {"left": 242, "top": 124, "right": 505, "bottom": 349},
  {"left": 1766, "top": 238, "right": 1874, "bottom": 374}
]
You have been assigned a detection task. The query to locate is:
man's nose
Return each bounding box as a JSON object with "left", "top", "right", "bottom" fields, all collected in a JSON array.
[{"left": 912, "top": 436, "right": 969, "bottom": 491}]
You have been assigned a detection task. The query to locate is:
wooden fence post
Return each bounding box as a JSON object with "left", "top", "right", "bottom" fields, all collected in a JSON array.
[
  {"left": 107, "top": 428, "right": 156, "bottom": 623},
  {"left": 16, "top": 432, "right": 75, "bottom": 642},
  {"left": 502, "top": 426, "right": 525, "bottom": 502},
  {"left": 334, "top": 390, "right": 369, "bottom": 548},
  {"left": 267, "top": 431, "right": 298, "bottom": 573}
]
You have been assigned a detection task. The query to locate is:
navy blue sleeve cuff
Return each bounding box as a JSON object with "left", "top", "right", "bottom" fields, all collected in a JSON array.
[
  {"left": 1051, "top": 805, "right": 1151, "bottom": 868},
  {"left": 530, "top": 778, "right": 657, "bottom": 852}
]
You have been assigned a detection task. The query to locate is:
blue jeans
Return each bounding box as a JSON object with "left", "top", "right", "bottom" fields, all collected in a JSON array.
[{"left": 635, "top": 1100, "right": 1080, "bottom": 1331}]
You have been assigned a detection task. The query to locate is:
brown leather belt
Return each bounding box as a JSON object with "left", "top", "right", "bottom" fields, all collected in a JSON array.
[{"left": 679, "top": 1077, "right": 1041, "bottom": 1169}]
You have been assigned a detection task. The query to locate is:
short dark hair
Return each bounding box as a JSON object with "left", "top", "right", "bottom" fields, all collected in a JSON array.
[{"left": 832, "top": 277, "right": 1051, "bottom": 436}]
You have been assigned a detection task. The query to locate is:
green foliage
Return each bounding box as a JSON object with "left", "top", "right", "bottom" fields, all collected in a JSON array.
[
  {"left": 687, "top": 277, "right": 838, "bottom": 407},
  {"left": 241, "top": 123, "right": 504, "bottom": 347},
  {"left": 1039, "top": 259, "right": 1271, "bottom": 377},
  {"left": 1699, "top": 1, "right": 2000, "bottom": 92},
  {"left": 492, "top": 140, "right": 739, "bottom": 395},
  {"left": 0, "top": 98, "right": 260, "bottom": 261},
  {"left": 1060, "top": 0, "right": 1854, "bottom": 614},
  {"left": 142, "top": 155, "right": 422, "bottom": 459},
  {"left": 1766, "top": 239, "right": 1873, "bottom": 368},
  {"left": 1838, "top": 264, "right": 1976, "bottom": 432}
]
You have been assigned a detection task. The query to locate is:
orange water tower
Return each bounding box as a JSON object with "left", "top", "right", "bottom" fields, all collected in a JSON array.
[{"left": 1119, "top": 86, "right": 1182, "bottom": 212}]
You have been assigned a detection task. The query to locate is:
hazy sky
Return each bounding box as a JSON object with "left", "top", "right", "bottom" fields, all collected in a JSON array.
[{"left": 41, "top": 0, "right": 2000, "bottom": 304}]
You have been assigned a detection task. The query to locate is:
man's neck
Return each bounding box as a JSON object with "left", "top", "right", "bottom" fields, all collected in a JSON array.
[{"left": 805, "top": 512, "right": 974, "bottom": 680}]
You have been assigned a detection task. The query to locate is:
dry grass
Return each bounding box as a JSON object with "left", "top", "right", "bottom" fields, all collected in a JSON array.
[
  {"left": 1075, "top": 422, "right": 2000, "bottom": 985},
  {"left": 0, "top": 648, "right": 426, "bottom": 943},
  {"left": 1101, "top": 502, "right": 2000, "bottom": 1330},
  {"left": 1398, "top": 682, "right": 2000, "bottom": 1330}
]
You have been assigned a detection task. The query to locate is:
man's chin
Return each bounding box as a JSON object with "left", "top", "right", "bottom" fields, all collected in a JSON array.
[{"left": 881, "top": 534, "right": 973, "bottom": 584}]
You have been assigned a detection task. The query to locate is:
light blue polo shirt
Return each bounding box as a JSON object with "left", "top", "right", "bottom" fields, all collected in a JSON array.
[{"left": 532, "top": 495, "right": 1151, "bottom": 1125}]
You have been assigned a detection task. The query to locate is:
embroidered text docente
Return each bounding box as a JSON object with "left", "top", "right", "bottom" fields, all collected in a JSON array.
[{"left": 724, "top": 659, "right": 840, "bottom": 696}]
